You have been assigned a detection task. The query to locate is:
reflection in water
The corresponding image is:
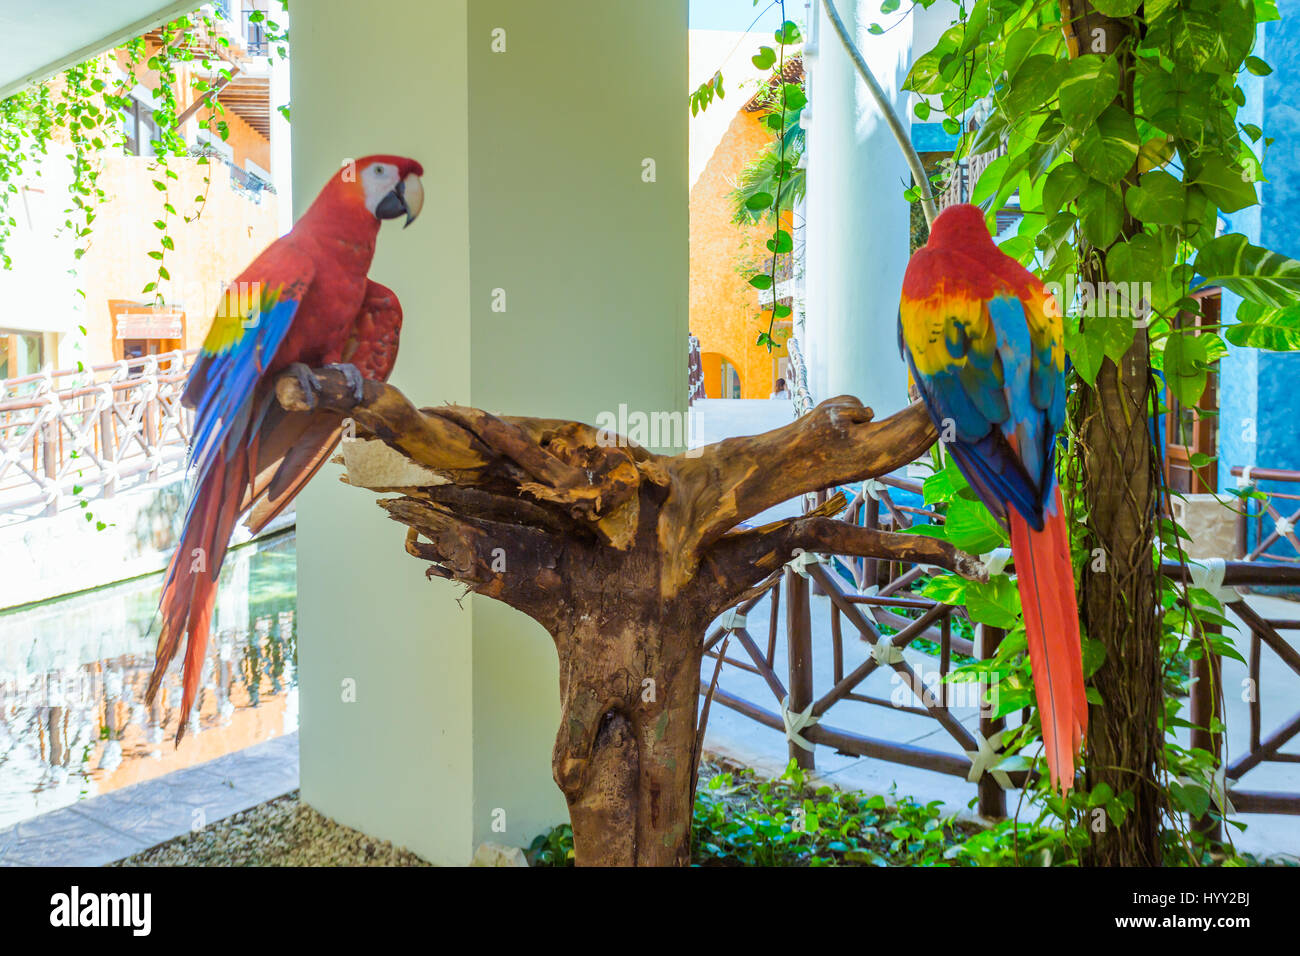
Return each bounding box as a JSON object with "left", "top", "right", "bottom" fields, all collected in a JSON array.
[{"left": 0, "top": 529, "right": 297, "bottom": 829}]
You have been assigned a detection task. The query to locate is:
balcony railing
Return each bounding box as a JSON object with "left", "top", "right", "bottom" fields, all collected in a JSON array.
[
  {"left": 0, "top": 351, "right": 196, "bottom": 520},
  {"left": 242, "top": 10, "right": 269, "bottom": 56}
]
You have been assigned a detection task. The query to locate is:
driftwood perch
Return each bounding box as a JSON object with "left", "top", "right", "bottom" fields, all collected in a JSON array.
[{"left": 277, "top": 368, "right": 983, "bottom": 866}]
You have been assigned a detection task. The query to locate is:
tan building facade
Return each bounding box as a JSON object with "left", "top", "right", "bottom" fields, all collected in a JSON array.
[{"left": 0, "top": 8, "right": 283, "bottom": 380}]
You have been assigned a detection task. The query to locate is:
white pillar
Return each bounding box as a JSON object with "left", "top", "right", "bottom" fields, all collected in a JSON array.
[
  {"left": 291, "top": 0, "right": 687, "bottom": 864},
  {"left": 803, "top": 0, "right": 913, "bottom": 413}
]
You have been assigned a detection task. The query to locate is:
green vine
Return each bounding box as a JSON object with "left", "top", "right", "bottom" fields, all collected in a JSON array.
[
  {"left": 0, "top": 2, "right": 290, "bottom": 312},
  {"left": 690, "top": 2, "right": 803, "bottom": 354}
]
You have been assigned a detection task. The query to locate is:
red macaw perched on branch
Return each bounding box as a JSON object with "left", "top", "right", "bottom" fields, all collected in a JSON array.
[
  {"left": 146, "top": 155, "right": 424, "bottom": 742},
  {"left": 898, "top": 203, "right": 1086, "bottom": 791}
]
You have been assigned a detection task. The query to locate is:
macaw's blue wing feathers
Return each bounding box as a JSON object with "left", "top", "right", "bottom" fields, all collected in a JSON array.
[
  {"left": 184, "top": 260, "right": 312, "bottom": 482},
  {"left": 899, "top": 287, "right": 1044, "bottom": 528},
  {"left": 148, "top": 251, "right": 314, "bottom": 743}
]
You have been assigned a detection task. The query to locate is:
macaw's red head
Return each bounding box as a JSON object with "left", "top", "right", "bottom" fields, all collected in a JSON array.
[
  {"left": 331, "top": 154, "right": 425, "bottom": 228},
  {"left": 925, "top": 203, "right": 995, "bottom": 254},
  {"left": 914, "top": 201, "right": 1050, "bottom": 309}
]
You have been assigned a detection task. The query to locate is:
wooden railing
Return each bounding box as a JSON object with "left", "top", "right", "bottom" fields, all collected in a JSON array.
[
  {"left": 1161, "top": 560, "right": 1300, "bottom": 830},
  {"left": 701, "top": 473, "right": 1300, "bottom": 824},
  {"left": 0, "top": 351, "right": 196, "bottom": 518},
  {"left": 701, "top": 476, "right": 1021, "bottom": 818},
  {"left": 1230, "top": 465, "right": 1300, "bottom": 562}
]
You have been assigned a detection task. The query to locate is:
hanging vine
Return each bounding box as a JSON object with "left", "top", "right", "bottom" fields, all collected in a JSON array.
[{"left": 0, "top": 2, "right": 290, "bottom": 310}]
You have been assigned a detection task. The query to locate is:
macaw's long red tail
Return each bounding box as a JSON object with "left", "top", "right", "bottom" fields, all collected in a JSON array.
[
  {"left": 1008, "top": 487, "right": 1087, "bottom": 792},
  {"left": 145, "top": 440, "right": 249, "bottom": 744}
]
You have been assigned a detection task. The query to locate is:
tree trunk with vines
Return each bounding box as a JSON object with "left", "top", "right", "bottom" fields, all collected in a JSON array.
[{"left": 1063, "top": 0, "right": 1165, "bottom": 866}]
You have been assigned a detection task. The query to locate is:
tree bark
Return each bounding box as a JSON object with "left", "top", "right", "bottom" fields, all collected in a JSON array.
[
  {"left": 279, "top": 370, "right": 986, "bottom": 865},
  {"left": 1062, "top": 0, "right": 1165, "bottom": 866}
]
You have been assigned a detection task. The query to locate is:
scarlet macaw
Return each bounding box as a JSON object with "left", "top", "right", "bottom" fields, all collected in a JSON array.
[
  {"left": 898, "top": 203, "right": 1086, "bottom": 791},
  {"left": 146, "top": 155, "right": 425, "bottom": 741}
]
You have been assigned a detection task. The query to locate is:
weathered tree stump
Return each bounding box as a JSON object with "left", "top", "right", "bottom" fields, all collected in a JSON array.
[{"left": 276, "top": 368, "right": 985, "bottom": 866}]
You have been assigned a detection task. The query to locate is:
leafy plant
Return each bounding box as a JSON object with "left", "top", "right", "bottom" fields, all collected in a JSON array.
[
  {"left": 528, "top": 758, "right": 1280, "bottom": 866},
  {"left": 889, "top": 0, "right": 1300, "bottom": 863},
  {"left": 729, "top": 102, "right": 805, "bottom": 226}
]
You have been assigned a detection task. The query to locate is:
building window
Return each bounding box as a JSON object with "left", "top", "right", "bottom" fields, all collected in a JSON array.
[
  {"left": 243, "top": 9, "right": 269, "bottom": 56},
  {"left": 109, "top": 300, "right": 186, "bottom": 373},
  {"left": 121, "top": 98, "right": 159, "bottom": 156},
  {"left": 121, "top": 338, "right": 164, "bottom": 376},
  {"left": 0, "top": 331, "right": 45, "bottom": 380},
  {"left": 1165, "top": 291, "right": 1220, "bottom": 494}
]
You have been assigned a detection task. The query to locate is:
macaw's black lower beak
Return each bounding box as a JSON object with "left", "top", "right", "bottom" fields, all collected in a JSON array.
[{"left": 376, "top": 180, "right": 413, "bottom": 226}]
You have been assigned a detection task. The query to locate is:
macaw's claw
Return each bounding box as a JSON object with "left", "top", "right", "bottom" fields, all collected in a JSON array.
[
  {"left": 326, "top": 362, "right": 366, "bottom": 405},
  {"left": 285, "top": 362, "right": 321, "bottom": 411}
]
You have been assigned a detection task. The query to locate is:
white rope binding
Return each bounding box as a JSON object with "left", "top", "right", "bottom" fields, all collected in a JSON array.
[
  {"left": 787, "top": 550, "right": 823, "bottom": 578},
  {"left": 719, "top": 608, "right": 747, "bottom": 632},
  {"left": 870, "top": 640, "right": 904, "bottom": 666},
  {"left": 979, "top": 547, "right": 1013, "bottom": 577},
  {"left": 780, "top": 694, "right": 819, "bottom": 752},
  {"left": 1188, "top": 557, "right": 1240, "bottom": 604},
  {"left": 1236, "top": 465, "right": 1255, "bottom": 490},
  {"left": 965, "top": 730, "right": 1013, "bottom": 789}
]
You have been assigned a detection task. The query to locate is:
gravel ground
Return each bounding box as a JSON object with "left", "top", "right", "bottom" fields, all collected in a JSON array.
[{"left": 109, "top": 791, "right": 431, "bottom": 867}]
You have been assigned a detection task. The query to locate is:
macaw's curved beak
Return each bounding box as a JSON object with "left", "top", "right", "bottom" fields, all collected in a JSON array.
[{"left": 376, "top": 172, "right": 424, "bottom": 228}]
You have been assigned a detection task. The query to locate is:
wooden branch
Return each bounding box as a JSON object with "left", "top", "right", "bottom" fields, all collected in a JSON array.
[
  {"left": 278, "top": 368, "right": 647, "bottom": 548},
  {"left": 380, "top": 496, "right": 567, "bottom": 622},
  {"left": 697, "top": 510, "right": 984, "bottom": 610},
  {"left": 427, "top": 405, "right": 641, "bottom": 522},
  {"left": 421, "top": 484, "right": 588, "bottom": 538},
  {"left": 787, "top": 518, "right": 986, "bottom": 579},
  {"left": 665, "top": 396, "right": 937, "bottom": 557},
  {"left": 275, "top": 370, "right": 494, "bottom": 480},
  {"left": 274, "top": 369, "right": 969, "bottom": 866}
]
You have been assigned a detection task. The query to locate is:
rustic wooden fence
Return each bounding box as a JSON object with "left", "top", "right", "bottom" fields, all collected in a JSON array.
[
  {"left": 1161, "top": 559, "right": 1300, "bottom": 828},
  {"left": 700, "top": 368, "right": 1300, "bottom": 823},
  {"left": 0, "top": 351, "right": 195, "bottom": 518},
  {"left": 1230, "top": 464, "right": 1300, "bottom": 563},
  {"left": 701, "top": 475, "right": 1024, "bottom": 818}
]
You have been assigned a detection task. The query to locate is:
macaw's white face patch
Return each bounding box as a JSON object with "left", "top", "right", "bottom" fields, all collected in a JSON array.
[{"left": 360, "top": 162, "right": 404, "bottom": 217}]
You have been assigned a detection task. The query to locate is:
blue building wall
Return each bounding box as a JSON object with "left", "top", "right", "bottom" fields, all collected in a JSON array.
[
  {"left": 1215, "top": 6, "right": 1300, "bottom": 559},
  {"left": 912, "top": 122, "right": 960, "bottom": 153},
  {"left": 1216, "top": 21, "right": 1265, "bottom": 495}
]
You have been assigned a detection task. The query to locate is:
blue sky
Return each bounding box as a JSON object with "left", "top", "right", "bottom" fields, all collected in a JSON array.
[{"left": 690, "top": 0, "right": 789, "bottom": 33}]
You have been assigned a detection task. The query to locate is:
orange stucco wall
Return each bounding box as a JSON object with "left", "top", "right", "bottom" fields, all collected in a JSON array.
[
  {"left": 689, "top": 108, "right": 787, "bottom": 399},
  {"left": 78, "top": 153, "right": 280, "bottom": 359}
]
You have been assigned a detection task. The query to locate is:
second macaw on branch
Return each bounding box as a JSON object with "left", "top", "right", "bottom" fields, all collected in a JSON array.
[
  {"left": 898, "top": 203, "right": 1087, "bottom": 792},
  {"left": 145, "top": 155, "right": 424, "bottom": 742}
]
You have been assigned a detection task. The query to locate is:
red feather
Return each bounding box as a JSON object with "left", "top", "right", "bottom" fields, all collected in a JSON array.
[{"left": 1009, "top": 487, "right": 1086, "bottom": 791}]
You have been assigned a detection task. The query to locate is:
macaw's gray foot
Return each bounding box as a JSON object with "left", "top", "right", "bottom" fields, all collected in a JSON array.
[
  {"left": 285, "top": 362, "right": 322, "bottom": 411},
  {"left": 326, "top": 362, "right": 366, "bottom": 404}
]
